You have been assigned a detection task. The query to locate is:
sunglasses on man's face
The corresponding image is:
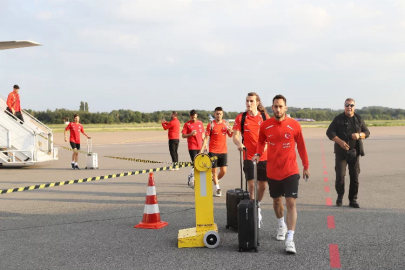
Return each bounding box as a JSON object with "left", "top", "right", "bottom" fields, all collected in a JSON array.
[{"left": 345, "top": 104, "right": 355, "bottom": 108}]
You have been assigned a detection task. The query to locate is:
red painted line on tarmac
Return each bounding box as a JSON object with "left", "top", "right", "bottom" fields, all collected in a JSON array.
[
  {"left": 329, "top": 244, "right": 342, "bottom": 268},
  {"left": 324, "top": 186, "right": 330, "bottom": 192},
  {"left": 323, "top": 171, "right": 328, "bottom": 175},
  {"left": 324, "top": 177, "right": 328, "bottom": 182},
  {"left": 326, "top": 198, "right": 332, "bottom": 206},
  {"left": 327, "top": 216, "right": 335, "bottom": 229},
  {"left": 323, "top": 165, "right": 327, "bottom": 169}
]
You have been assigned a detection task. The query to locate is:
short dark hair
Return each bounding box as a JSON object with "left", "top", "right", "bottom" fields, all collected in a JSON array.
[
  {"left": 214, "top": 107, "right": 223, "bottom": 112},
  {"left": 74, "top": 114, "right": 79, "bottom": 118},
  {"left": 13, "top": 85, "right": 19, "bottom": 89},
  {"left": 172, "top": 111, "right": 177, "bottom": 117},
  {"left": 345, "top": 98, "right": 355, "bottom": 104},
  {"left": 273, "top": 95, "right": 287, "bottom": 105},
  {"left": 189, "top": 109, "right": 197, "bottom": 116}
]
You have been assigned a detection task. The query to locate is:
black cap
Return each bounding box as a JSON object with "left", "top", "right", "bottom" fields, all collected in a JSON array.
[{"left": 13, "top": 85, "right": 19, "bottom": 89}]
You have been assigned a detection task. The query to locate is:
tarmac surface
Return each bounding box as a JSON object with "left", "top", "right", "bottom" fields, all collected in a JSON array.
[{"left": 1, "top": 127, "right": 404, "bottom": 270}]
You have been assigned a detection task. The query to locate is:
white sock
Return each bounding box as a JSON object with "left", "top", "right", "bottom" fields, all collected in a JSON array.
[
  {"left": 287, "top": 230, "right": 295, "bottom": 242},
  {"left": 215, "top": 184, "right": 220, "bottom": 189},
  {"left": 71, "top": 161, "right": 74, "bottom": 164},
  {"left": 278, "top": 217, "right": 286, "bottom": 228},
  {"left": 258, "top": 201, "right": 261, "bottom": 207},
  {"left": 75, "top": 162, "right": 78, "bottom": 166}
]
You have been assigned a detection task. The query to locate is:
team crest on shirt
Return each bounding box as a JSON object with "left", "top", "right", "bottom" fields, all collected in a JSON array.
[
  {"left": 221, "top": 126, "right": 227, "bottom": 135},
  {"left": 285, "top": 133, "right": 291, "bottom": 139}
]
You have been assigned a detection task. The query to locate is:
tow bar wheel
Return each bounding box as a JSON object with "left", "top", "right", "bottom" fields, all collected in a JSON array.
[{"left": 203, "top": 231, "right": 220, "bottom": 248}]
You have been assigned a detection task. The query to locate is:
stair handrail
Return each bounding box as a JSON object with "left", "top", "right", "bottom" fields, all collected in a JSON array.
[{"left": 0, "top": 93, "right": 52, "bottom": 134}]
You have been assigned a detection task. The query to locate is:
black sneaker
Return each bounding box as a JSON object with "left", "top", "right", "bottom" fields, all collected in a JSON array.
[
  {"left": 71, "top": 163, "right": 75, "bottom": 169},
  {"left": 336, "top": 196, "right": 343, "bottom": 207},
  {"left": 349, "top": 200, "right": 360, "bottom": 208},
  {"left": 75, "top": 165, "right": 80, "bottom": 170}
]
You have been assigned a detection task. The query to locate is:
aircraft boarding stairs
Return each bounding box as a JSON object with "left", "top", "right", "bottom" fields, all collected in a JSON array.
[{"left": 0, "top": 93, "right": 58, "bottom": 166}]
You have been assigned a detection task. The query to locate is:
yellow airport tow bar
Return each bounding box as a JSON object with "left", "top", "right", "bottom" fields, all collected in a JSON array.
[{"left": 178, "top": 153, "right": 219, "bottom": 249}]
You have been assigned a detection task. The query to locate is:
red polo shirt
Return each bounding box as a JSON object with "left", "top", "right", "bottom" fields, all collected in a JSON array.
[
  {"left": 233, "top": 112, "right": 270, "bottom": 161},
  {"left": 205, "top": 120, "right": 233, "bottom": 154},
  {"left": 182, "top": 120, "right": 204, "bottom": 150},
  {"left": 65, "top": 122, "right": 85, "bottom": 144}
]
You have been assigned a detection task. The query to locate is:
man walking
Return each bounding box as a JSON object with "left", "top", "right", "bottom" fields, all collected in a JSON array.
[
  {"left": 64, "top": 114, "right": 91, "bottom": 170},
  {"left": 233, "top": 92, "right": 270, "bottom": 226},
  {"left": 162, "top": 111, "right": 180, "bottom": 171},
  {"left": 182, "top": 110, "right": 205, "bottom": 187},
  {"left": 326, "top": 98, "right": 370, "bottom": 208},
  {"left": 6, "top": 85, "right": 24, "bottom": 122},
  {"left": 200, "top": 107, "right": 233, "bottom": 197},
  {"left": 253, "top": 94, "right": 310, "bottom": 254}
]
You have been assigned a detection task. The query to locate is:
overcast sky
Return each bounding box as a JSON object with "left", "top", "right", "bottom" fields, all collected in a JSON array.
[{"left": 1, "top": 0, "right": 405, "bottom": 113}]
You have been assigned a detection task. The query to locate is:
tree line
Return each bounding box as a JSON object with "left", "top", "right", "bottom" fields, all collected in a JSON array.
[{"left": 25, "top": 106, "right": 405, "bottom": 125}]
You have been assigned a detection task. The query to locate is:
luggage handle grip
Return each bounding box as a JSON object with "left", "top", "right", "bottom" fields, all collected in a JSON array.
[{"left": 87, "top": 138, "right": 92, "bottom": 154}]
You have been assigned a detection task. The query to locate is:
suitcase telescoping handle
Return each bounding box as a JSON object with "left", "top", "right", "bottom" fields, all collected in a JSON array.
[
  {"left": 253, "top": 159, "right": 258, "bottom": 244},
  {"left": 240, "top": 147, "right": 248, "bottom": 191},
  {"left": 87, "top": 138, "right": 92, "bottom": 154}
]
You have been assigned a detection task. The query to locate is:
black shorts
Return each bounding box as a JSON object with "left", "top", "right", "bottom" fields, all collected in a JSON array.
[
  {"left": 243, "top": 160, "right": 268, "bottom": 181},
  {"left": 189, "top": 150, "right": 200, "bottom": 162},
  {"left": 208, "top": 153, "right": 227, "bottom": 168},
  {"left": 70, "top": 142, "right": 80, "bottom": 150},
  {"left": 268, "top": 174, "right": 300, "bottom": 198}
]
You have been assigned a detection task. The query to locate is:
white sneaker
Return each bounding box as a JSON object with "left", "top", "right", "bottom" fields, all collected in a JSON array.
[
  {"left": 276, "top": 226, "right": 287, "bottom": 241},
  {"left": 174, "top": 168, "right": 179, "bottom": 171},
  {"left": 169, "top": 168, "right": 175, "bottom": 171},
  {"left": 285, "top": 240, "right": 296, "bottom": 254},
  {"left": 258, "top": 208, "right": 263, "bottom": 228},
  {"left": 214, "top": 187, "right": 222, "bottom": 197},
  {"left": 188, "top": 172, "right": 194, "bottom": 189}
]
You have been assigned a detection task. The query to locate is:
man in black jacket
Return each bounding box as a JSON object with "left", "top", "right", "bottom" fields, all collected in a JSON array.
[{"left": 326, "top": 98, "right": 370, "bottom": 208}]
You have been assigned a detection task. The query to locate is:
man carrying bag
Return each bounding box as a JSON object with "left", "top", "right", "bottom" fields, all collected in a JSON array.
[{"left": 326, "top": 98, "right": 370, "bottom": 208}]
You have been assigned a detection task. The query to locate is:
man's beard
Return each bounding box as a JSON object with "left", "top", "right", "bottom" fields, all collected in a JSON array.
[{"left": 274, "top": 112, "right": 284, "bottom": 120}]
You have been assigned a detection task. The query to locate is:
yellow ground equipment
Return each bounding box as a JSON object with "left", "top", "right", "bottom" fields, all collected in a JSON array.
[{"left": 178, "top": 153, "right": 220, "bottom": 248}]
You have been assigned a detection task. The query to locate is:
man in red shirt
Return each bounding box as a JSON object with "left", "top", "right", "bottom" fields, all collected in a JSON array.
[
  {"left": 6, "top": 85, "right": 24, "bottom": 122},
  {"left": 253, "top": 94, "right": 310, "bottom": 254},
  {"left": 200, "top": 107, "right": 233, "bottom": 197},
  {"left": 64, "top": 114, "right": 91, "bottom": 170},
  {"left": 161, "top": 111, "right": 181, "bottom": 171},
  {"left": 233, "top": 92, "right": 270, "bottom": 227},
  {"left": 182, "top": 110, "right": 204, "bottom": 188}
]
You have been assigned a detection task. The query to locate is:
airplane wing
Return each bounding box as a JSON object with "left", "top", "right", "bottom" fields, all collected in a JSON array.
[{"left": 0, "top": 40, "right": 41, "bottom": 50}]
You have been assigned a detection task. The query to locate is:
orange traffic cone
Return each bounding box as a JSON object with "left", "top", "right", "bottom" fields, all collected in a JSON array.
[{"left": 135, "top": 173, "right": 169, "bottom": 229}]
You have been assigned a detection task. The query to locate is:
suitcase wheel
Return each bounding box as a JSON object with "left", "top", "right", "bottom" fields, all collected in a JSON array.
[{"left": 203, "top": 231, "right": 220, "bottom": 249}]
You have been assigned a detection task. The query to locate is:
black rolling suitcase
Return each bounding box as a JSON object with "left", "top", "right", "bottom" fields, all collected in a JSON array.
[
  {"left": 226, "top": 150, "right": 249, "bottom": 230},
  {"left": 238, "top": 160, "right": 259, "bottom": 252}
]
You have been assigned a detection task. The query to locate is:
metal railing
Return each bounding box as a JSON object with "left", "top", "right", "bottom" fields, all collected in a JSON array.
[{"left": 0, "top": 93, "right": 52, "bottom": 134}]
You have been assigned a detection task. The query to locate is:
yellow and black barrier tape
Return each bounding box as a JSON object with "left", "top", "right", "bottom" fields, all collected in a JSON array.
[
  {"left": 104, "top": 155, "right": 192, "bottom": 165},
  {"left": 0, "top": 163, "right": 193, "bottom": 195},
  {"left": 37, "top": 133, "right": 88, "bottom": 154}
]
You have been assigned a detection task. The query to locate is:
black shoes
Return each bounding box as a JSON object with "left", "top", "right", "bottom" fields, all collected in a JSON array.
[
  {"left": 349, "top": 200, "right": 360, "bottom": 208},
  {"left": 336, "top": 196, "right": 343, "bottom": 207},
  {"left": 75, "top": 165, "right": 80, "bottom": 170},
  {"left": 71, "top": 163, "right": 75, "bottom": 169}
]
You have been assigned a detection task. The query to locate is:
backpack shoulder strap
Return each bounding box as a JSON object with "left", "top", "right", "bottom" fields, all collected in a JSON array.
[
  {"left": 261, "top": 111, "right": 266, "bottom": 121},
  {"left": 241, "top": 112, "right": 247, "bottom": 139}
]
